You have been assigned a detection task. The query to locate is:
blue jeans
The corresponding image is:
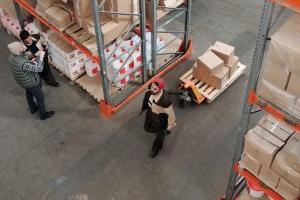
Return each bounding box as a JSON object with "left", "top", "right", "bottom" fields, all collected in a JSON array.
[{"left": 25, "top": 83, "right": 46, "bottom": 117}]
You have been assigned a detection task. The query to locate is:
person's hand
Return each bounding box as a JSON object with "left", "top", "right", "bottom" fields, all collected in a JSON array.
[{"left": 39, "top": 50, "right": 45, "bottom": 61}]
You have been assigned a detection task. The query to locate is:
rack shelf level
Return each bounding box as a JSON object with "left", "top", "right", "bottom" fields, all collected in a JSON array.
[
  {"left": 234, "top": 163, "right": 284, "bottom": 200},
  {"left": 248, "top": 90, "right": 300, "bottom": 132}
]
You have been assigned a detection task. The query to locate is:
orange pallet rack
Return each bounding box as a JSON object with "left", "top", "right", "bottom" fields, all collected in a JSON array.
[
  {"left": 224, "top": 0, "right": 300, "bottom": 199},
  {"left": 12, "top": 0, "right": 193, "bottom": 118}
]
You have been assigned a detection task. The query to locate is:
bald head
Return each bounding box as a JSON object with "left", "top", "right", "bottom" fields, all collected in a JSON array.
[{"left": 8, "top": 41, "right": 25, "bottom": 55}]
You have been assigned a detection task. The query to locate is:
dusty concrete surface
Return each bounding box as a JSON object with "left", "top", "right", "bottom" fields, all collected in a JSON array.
[{"left": 0, "top": 1, "right": 291, "bottom": 200}]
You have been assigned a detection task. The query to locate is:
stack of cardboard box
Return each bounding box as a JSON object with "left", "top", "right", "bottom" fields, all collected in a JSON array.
[
  {"left": 37, "top": 0, "right": 76, "bottom": 29},
  {"left": 36, "top": 0, "right": 132, "bottom": 45},
  {"left": 240, "top": 115, "right": 300, "bottom": 200},
  {"left": 71, "top": 0, "right": 132, "bottom": 45},
  {"left": 258, "top": 14, "right": 300, "bottom": 119},
  {"left": 48, "top": 32, "right": 85, "bottom": 81},
  {"left": 192, "top": 41, "right": 239, "bottom": 90}
]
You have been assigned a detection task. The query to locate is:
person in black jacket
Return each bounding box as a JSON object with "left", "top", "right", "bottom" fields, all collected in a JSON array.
[
  {"left": 19, "top": 30, "right": 59, "bottom": 87},
  {"left": 141, "top": 78, "right": 176, "bottom": 158}
]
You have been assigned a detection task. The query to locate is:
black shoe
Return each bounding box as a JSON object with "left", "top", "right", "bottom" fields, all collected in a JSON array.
[
  {"left": 149, "top": 149, "right": 160, "bottom": 158},
  {"left": 40, "top": 111, "right": 55, "bottom": 120},
  {"left": 49, "top": 81, "right": 59, "bottom": 87},
  {"left": 30, "top": 107, "right": 38, "bottom": 114}
]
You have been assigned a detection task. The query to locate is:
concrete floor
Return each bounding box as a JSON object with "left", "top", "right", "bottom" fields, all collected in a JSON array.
[{"left": 0, "top": 1, "right": 291, "bottom": 200}]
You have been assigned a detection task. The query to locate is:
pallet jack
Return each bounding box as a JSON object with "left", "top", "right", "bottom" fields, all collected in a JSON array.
[{"left": 169, "top": 80, "right": 206, "bottom": 107}]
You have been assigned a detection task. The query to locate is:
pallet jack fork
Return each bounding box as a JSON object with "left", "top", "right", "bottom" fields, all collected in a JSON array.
[{"left": 181, "top": 80, "right": 206, "bottom": 104}]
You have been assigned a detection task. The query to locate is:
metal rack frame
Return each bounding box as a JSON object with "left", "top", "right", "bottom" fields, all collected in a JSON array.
[
  {"left": 12, "top": 0, "right": 193, "bottom": 118},
  {"left": 224, "top": 0, "right": 300, "bottom": 199}
]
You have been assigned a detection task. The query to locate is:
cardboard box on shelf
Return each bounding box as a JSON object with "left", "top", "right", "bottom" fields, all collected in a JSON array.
[
  {"left": 286, "top": 143, "right": 300, "bottom": 174},
  {"left": 196, "top": 51, "right": 224, "bottom": 75},
  {"left": 261, "top": 60, "right": 291, "bottom": 90},
  {"left": 271, "top": 137, "right": 300, "bottom": 188},
  {"left": 211, "top": 41, "right": 235, "bottom": 65},
  {"left": 240, "top": 154, "right": 262, "bottom": 176},
  {"left": 252, "top": 126, "right": 285, "bottom": 148},
  {"left": 258, "top": 115, "right": 292, "bottom": 142},
  {"left": 276, "top": 178, "right": 300, "bottom": 200},
  {"left": 287, "top": 73, "right": 300, "bottom": 97},
  {"left": 44, "top": 1, "right": 75, "bottom": 29},
  {"left": 277, "top": 122, "right": 295, "bottom": 136},
  {"left": 226, "top": 55, "right": 239, "bottom": 78},
  {"left": 244, "top": 130, "right": 280, "bottom": 167},
  {"left": 258, "top": 166, "right": 280, "bottom": 189},
  {"left": 258, "top": 80, "right": 300, "bottom": 119}
]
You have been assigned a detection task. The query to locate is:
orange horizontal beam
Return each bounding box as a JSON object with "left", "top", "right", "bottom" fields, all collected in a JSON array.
[
  {"left": 248, "top": 90, "right": 300, "bottom": 132},
  {"left": 13, "top": 0, "right": 100, "bottom": 64},
  {"left": 234, "top": 163, "right": 283, "bottom": 200},
  {"left": 271, "top": 0, "right": 300, "bottom": 13}
]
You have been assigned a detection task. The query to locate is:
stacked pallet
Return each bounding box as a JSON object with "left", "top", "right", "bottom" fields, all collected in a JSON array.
[
  {"left": 240, "top": 115, "right": 300, "bottom": 200},
  {"left": 47, "top": 32, "right": 85, "bottom": 81}
]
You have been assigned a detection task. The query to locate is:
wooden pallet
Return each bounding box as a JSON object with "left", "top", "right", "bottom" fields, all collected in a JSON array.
[{"left": 180, "top": 63, "right": 246, "bottom": 103}]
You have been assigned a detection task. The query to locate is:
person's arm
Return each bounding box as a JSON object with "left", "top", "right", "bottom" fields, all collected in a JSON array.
[
  {"left": 22, "top": 51, "right": 45, "bottom": 72},
  {"left": 22, "top": 59, "right": 44, "bottom": 72}
]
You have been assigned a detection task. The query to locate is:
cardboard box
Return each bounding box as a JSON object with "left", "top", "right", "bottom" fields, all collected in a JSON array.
[
  {"left": 211, "top": 67, "right": 229, "bottom": 89},
  {"left": 196, "top": 51, "right": 224, "bottom": 75},
  {"left": 193, "top": 63, "right": 229, "bottom": 90},
  {"left": 240, "top": 154, "right": 262, "bottom": 176},
  {"left": 276, "top": 178, "right": 300, "bottom": 200},
  {"left": 271, "top": 137, "right": 300, "bottom": 188},
  {"left": 261, "top": 60, "right": 290, "bottom": 90},
  {"left": 258, "top": 80, "right": 299, "bottom": 119},
  {"left": 244, "top": 130, "right": 280, "bottom": 167},
  {"left": 225, "top": 55, "right": 239, "bottom": 78},
  {"left": 277, "top": 122, "right": 295, "bottom": 136},
  {"left": 286, "top": 143, "right": 300, "bottom": 174},
  {"left": 287, "top": 73, "right": 300, "bottom": 97},
  {"left": 211, "top": 41, "right": 235, "bottom": 65},
  {"left": 252, "top": 125, "right": 285, "bottom": 148},
  {"left": 258, "top": 116, "right": 291, "bottom": 142},
  {"left": 258, "top": 166, "right": 280, "bottom": 189}
]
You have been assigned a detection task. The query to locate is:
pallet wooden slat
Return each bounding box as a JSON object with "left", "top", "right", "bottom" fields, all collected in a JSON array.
[{"left": 180, "top": 63, "right": 246, "bottom": 103}]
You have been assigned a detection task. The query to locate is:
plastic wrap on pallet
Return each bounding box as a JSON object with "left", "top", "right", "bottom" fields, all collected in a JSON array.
[
  {"left": 258, "top": 13, "right": 300, "bottom": 119},
  {"left": 258, "top": 80, "right": 300, "bottom": 119}
]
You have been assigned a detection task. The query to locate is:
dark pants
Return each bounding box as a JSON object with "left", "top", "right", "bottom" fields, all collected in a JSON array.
[
  {"left": 152, "top": 131, "right": 166, "bottom": 152},
  {"left": 39, "top": 52, "right": 56, "bottom": 84},
  {"left": 25, "top": 83, "right": 46, "bottom": 117}
]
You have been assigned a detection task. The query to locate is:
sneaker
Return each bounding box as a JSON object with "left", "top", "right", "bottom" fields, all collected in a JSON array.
[
  {"left": 30, "top": 107, "right": 38, "bottom": 114},
  {"left": 40, "top": 111, "right": 55, "bottom": 120}
]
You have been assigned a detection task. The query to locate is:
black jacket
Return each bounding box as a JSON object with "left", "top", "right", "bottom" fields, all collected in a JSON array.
[{"left": 142, "top": 90, "right": 172, "bottom": 133}]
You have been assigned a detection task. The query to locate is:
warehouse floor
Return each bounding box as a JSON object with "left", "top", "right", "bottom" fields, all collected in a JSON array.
[{"left": 0, "top": 1, "right": 291, "bottom": 200}]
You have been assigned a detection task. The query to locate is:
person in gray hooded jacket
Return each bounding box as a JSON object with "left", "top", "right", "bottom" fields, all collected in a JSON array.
[{"left": 8, "top": 41, "right": 55, "bottom": 120}]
